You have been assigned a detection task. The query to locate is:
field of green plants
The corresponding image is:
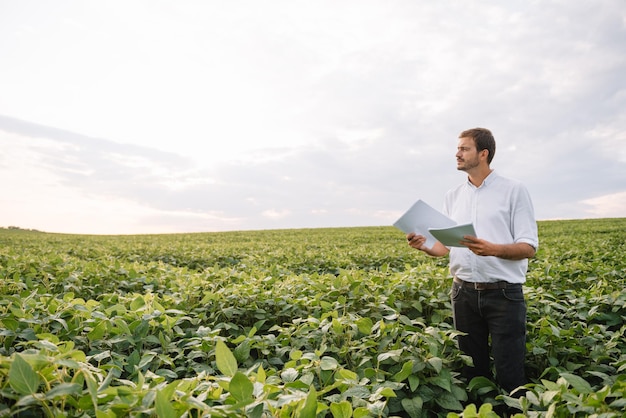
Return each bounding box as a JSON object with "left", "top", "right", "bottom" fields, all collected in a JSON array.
[{"left": 0, "top": 218, "right": 625, "bottom": 417}]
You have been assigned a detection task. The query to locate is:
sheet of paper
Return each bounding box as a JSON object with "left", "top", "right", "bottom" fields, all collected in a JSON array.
[
  {"left": 428, "top": 223, "right": 477, "bottom": 247},
  {"left": 393, "top": 199, "right": 457, "bottom": 249}
]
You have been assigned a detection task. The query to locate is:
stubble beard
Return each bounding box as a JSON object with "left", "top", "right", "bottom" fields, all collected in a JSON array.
[{"left": 457, "top": 157, "right": 479, "bottom": 172}]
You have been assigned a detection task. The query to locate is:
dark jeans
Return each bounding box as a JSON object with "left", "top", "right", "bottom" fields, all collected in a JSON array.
[{"left": 451, "top": 280, "right": 527, "bottom": 394}]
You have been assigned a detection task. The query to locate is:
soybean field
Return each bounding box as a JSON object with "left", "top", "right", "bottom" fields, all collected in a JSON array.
[{"left": 0, "top": 218, "right": 624, "bottom": 417}]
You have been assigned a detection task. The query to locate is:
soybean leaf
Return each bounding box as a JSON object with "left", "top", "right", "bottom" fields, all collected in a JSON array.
[
  {"left": 330, "top": 400, "right": 352, "bottom": 418},
  {"left": 9, "top": 354, "right": 40, "bottom": 395},
  {"left": 256, "top": 364, "right": 266, "bottom": 384},
  {"left": 281, "top": 368, "right": 298, "bottom": 383},
  {"left": 435, "top": 391, "right": 463, "bottom": 411},
  {"left": 401, "top": 396, "right": 423, "bottom": 418},
  {"left": 216, "top": 340, "right": 238, "bottom": 376},
  {"left": 45, "top": 382, "right": 82, "bottom": 399},
  {"left": 320, "top": 356, "right": 339, "bottom": 371},
  {"left": 356, "top": 317, "right": 373, "bottom": 335},
  {"left": 392, "top": 360, "right": 414, "bottom": 382},
  {"left": 300, "top": 386, "right": 318, "bottom": 418},
  {"left": 427, "top": 357, "right": 443, "bottom": 373},
  {"left": 130, "top": 295, "right": 145, "bottom": 311},
  {"left": 468, "top": 376, "right": 498, "bottom": 395},
  {"left": 156, "top": 381, "right": 179, "bottom": 418},
  {"left": 560, "top": 373, "right": 593, "bottom": 394},
  {"left": 354, "top": 407, "right": 371, "bottom": 418},
  {"left": 229, "top": 372, "right": 253, "bottom": 402}
]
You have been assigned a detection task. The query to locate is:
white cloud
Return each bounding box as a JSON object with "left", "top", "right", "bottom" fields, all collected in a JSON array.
[
  {"left": 581, "top": 192, "right": 626, "bottom": 218},
  {"left": 0, "top": 133, "right": 244, "bottom": 233},
  {"left": 587, "top": 121, "right": 626, "bottom": 164},
  {"left": 262, "top": 209, "right": 291, "bottom": 220}
]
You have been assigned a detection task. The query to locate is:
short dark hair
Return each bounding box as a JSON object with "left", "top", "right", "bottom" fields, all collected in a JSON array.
[{"left": 459, "top": 128, "right": 496, "bottom": 164}]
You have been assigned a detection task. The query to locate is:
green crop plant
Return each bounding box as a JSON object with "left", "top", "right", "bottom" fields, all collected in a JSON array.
[{"left": 0, "top": 219, "right": 624, "bottom": 416}]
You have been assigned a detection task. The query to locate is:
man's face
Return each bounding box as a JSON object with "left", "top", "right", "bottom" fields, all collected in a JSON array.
[{"left": 456, "top": 137, "right": 480, "bottom": 172}]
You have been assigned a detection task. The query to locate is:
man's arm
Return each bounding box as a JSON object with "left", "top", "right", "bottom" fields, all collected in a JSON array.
[{"left": 461, "top": 236, "right": 536, "bottom": 260}]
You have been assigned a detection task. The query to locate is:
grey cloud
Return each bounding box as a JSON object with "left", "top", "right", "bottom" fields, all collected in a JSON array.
[
  {"left": 1, "top": 115, "right": 456, "bottom": 228},
  {"left": 2, "top": 110, "right": 624, "bottom": 233}
]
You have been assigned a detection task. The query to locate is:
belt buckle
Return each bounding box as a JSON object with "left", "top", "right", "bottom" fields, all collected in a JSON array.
[{"left": 474, "top": 282, "right": 487, "bottom": 290}]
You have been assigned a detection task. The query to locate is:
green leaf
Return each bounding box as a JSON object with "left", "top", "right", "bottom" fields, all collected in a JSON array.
[
  {"left": 408, "top": 375, "right": 420, "bottom": 391},
  {"left": 299, "top": 386, "right": 318, "bottom": 418},
  {"left": 290, "top": 349, "right": 303, "bottom": 360},
  {"left": 609, "top": 398, "right": 626, "bottom": 408},
  {"left": 234, "top": 339, "right": 251, "bottom": 363},
  {"left": 281, "top": 367, "right": 298, "bottom": 382},
  {"left": 434, "top": 391, "right": 463, "bottom": 411},
  {"left": 456, "top": 404, "right": 477, "bottom": 418},
  {"left": 155, "top": 381, "right": 179, "bottom": 418},
  {"left": 401, "top": 396, "right": 423, "bottom": 418},
  {"left": 229, "top": 372, "right": 253, "bottom": 402},
  {"left": 353, "top": 407, "right": 371, "bottom": 418},
  {"left": 130, "top": 295, "right": 146, "bottom": 311},
  {"left": 87, "top": 321, "right": 107, "bottom": 341},
  {"left": 379, "top": 387, "right": 396, "bottom": 398},
  {"left": 467, "top": 376, "right": 498, "bottom": 395},
  {"left": 430, "top": 368, "right": 453, "bottom": 392},
  {"left": 98, "top": 368, "right": 120, "bottom": 392},
  {"left": 126, "top": 350, "right": 140, "bottom": 373},
  {"left": 256, "top": 364, "right": 266, "bottom": 383},
  {"left": 216, "top": 340, "right": 238, "bottom": 377},
  {"left": 45, "top": 383, "right": 82, "bottom": 399},
  {"left": 330, "top": 400, "right": 352, "bottom": 418},
  {"left": 541, "top": 379, "right": 562, "bottom": 391},
  {"left": 427, "top": 357, "right": 443, "bottom": 373},
  {"left": 378, "top": 349, "right": 403, "bottom": 362},
  {"left": 343, "top": 386, "right": 370, "bottom": 399},
  {"left": 393, "top": 360, "right": 414, "bottom": 382},
  {"left": 478, "top": 403, "right": 500, "bottom": 417},
  {"left": 336, "top": 368, "right": 357, "bottom": 381},
  {"left": 9, "top": 354, "right": 41, "bottom": 395},
  {"left": 83, "top": 369, "right": 99, "bottom": 410},
  {"left": 560, "top": 373, "right": 592, "bottom": 394},
  {"left": 96, "top": 409, "right": 117, "bottom": 418},
  {"left": 356, "top": 317, "right": 373, "bottom": 335},
  {"left": 331, "top": 318, "right": 343, "bottom": 334},
  {"left": 248, "top": 403, "right": 264, "bottom": 418},
  {"left": 320, "top": 356, "right": 339, "bottom": 371},
  {"left": 16, "top": 394, "right": 42, "bottom": 407},
  {"left": 138, "top": 352, "right": 156, "bottom": 369}
]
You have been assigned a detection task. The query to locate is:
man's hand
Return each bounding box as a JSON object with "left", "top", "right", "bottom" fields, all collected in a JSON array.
[
  {"left": 406, "top": 233, "right": 449, "bottom": 257},
  {"left": 407, "top": 232, "right": 427, "bottom": 250},
  {"left": 461, "top": 235, "right": 536, "bottom": 260},
  {"left": 460, "top": 235, "right": 494, "bottom": 256}
]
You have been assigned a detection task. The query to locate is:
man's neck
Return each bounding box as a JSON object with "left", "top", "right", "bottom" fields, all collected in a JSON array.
[{"left": 467, "top": 167, "right": 493, "bottom": 187}]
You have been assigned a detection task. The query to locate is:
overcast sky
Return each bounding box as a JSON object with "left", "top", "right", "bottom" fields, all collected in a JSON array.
[{"left": 1, "top": 0, "right": 625, "bottom": 235}]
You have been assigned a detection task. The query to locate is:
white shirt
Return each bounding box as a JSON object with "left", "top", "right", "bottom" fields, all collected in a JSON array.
[{"left": 443, "top": 171, "right": 539, "bottom": 284}]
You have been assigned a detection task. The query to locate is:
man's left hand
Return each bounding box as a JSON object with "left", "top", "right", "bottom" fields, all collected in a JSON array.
[{"left": 460, "top": 235, "right": 495, "bottom": 257}]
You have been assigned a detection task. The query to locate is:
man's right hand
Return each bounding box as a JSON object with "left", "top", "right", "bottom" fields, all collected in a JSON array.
[
  {"left": 406, "top": 233, "right": 450, "bottom": 257},
  {"left": 407, "top": 233, "right": 427, "bottom": 250}
]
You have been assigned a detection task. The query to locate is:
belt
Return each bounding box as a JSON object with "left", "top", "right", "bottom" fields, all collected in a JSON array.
[{"left": 453, "top": 277, "right": 515, "bottom": 290}]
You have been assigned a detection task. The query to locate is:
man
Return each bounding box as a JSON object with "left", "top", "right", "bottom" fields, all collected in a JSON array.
[{"left": 406, "top": 128, "right": 538, "bottom": 395}]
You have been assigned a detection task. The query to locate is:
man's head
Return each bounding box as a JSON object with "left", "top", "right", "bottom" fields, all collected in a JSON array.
[{"left": 459, "top": 128, "right": 496, "bottom": 164}]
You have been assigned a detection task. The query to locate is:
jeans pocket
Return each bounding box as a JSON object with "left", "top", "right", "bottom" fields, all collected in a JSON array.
[
  {"left": 501, "top": 287, "right": 524, "bottom": 302},
  {"left": 451, "top": 283, "right": 462, "bottom": 301}
]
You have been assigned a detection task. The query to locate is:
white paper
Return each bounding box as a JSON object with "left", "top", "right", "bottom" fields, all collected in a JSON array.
[
  {"left": 393, "top": 199, "right": 457, "bottom": 249},
  {"left": 428, "top": 223, "right": 477, "bottom": 247}
]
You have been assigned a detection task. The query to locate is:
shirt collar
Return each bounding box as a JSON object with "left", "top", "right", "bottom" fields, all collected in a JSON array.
[{"left": 466, "top": 170, "right": 497, "bottom": 189}]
